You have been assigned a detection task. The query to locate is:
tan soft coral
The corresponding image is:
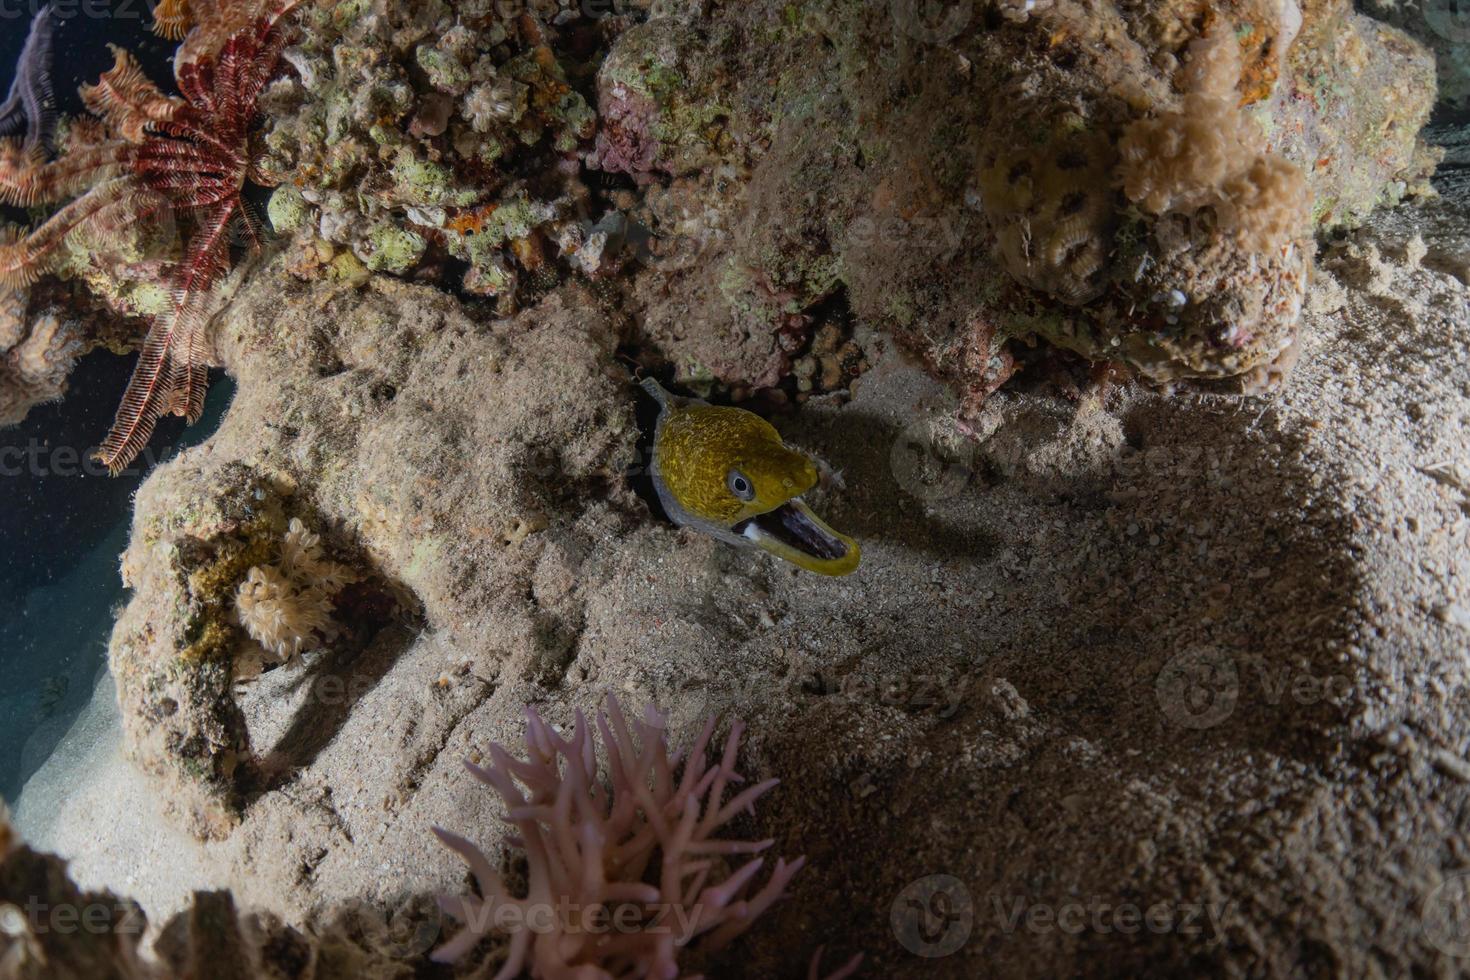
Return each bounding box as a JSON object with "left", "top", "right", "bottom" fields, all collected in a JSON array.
[
  {"left": 1118, "top": 30, "right": 1310, "bottom": 255},
  {"left": 233, "top": 517, "right": 355, "bottom": 671}
]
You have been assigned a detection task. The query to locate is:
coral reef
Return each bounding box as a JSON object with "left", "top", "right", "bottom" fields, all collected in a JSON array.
[
  {"left": 608, "top": 0, "right": 1436, "bottom": 402},
  {"left": 109, "top": 459, "right": 397, "bottom": 836},
  {"left": 7, "top": 1, "right": 1464, "bottom": 977},
  {"left": 0, "top": 302, "right": 84, "bottom": 427},
  {"left": 255, "top": 0, "right": 604, "bottom": 312},
  {"left": 433, "top": 697, "right": 804, "bottom": 976},
  {"left": 234, "top": 517, "right": 358, "bottom": 674},
  {"left": 36, "top": 175, "right": 1468, "bottom": 975},
  {"left": 0, "top": 0, "right": 309, "bottom": 473},
  {"left": 1361, "top": 0, "right": 1469, "bottom": 119}
]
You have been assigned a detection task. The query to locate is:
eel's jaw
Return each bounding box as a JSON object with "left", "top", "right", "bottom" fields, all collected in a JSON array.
[{"left": 733, "top": 497, "right": 861, "bottom": 576}]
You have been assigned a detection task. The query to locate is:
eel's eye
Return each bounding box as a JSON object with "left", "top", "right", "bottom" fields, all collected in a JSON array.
[{"left": 727, "top": 469, "right": 755, "bottom": 502}]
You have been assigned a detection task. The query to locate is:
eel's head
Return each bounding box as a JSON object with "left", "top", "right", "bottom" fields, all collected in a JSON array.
[{"left": 650, "top": 389, "right": 860, "bottom": 576}]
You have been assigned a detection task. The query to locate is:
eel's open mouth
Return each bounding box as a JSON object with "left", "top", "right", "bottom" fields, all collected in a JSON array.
[{"left": 733, "top": 497, "right": 860, "bottom": 576}]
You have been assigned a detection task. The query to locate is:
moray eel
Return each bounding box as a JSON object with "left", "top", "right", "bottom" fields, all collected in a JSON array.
[{"left": 642, "top": 378, "right": 860, "bottom": 576}]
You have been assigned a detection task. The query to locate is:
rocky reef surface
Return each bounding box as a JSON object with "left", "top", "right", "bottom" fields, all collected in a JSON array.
[
  {"left": 16, "top": 173, "right": 1470, "bottom": 976},
  {"left": 6, "top": 0, "right": 1470, "bottom": 977}
]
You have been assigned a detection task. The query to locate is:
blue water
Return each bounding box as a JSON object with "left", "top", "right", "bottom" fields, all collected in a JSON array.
[
  {"left": 0, "top": 358, "right": 234, "bottom": 804},
  {"left": 0, "top": 3, "right": 214, "bottom": 804}
]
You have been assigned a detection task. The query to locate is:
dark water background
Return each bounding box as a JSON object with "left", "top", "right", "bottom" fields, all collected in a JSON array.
[{"left": 0, "top": 2, "right": 232, "bottom": 803}]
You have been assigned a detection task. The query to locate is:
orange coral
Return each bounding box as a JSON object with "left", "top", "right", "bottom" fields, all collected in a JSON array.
[{"left": 447, "top": 203, "right": 499, "bottom": 236}]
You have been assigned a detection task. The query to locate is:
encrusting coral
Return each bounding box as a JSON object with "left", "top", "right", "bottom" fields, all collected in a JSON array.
[
  {"left": 234, "top": 517, "right": 357, "bottom": 673},
  {"left": 432, "top": 696, "right": 851, "bottom": 978}
]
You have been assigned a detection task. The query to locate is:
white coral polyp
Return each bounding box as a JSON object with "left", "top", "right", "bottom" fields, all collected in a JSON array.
[
  {"left": 432, "top": 697, "right": 804, "bottom": 979},
  {"left": 234, "top": 564, "right": 332, "bottom": 661},
  {"left": 234, "top": 518, "right": 354, "bottom": 663}
]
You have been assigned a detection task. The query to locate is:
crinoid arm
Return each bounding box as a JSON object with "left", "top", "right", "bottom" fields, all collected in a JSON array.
[
  {"left": 0, "top": 138, "right": 132, "bottom": 209},
  {"left": 81, "top": 46, "right": 186, "bottom": 144},
  {"left": 0, "top": 5, "right": 58, "bottom": 157},
  {"left": 96, "top": 201, "right": 233, "bottom": 474},
  {"left": 175, "top": 0, "right": 309, "bottom": 103},
  {"left": 151, "top": 0, "right": 192, "bottom": 40},
  {"left": 0, "top": 175, "right": 155, "bottom": 289}
]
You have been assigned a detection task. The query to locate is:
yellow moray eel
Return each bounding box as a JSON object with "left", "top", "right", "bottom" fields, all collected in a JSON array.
[{"left": 642, "top": 378, "right": 860, "bottom": 576}]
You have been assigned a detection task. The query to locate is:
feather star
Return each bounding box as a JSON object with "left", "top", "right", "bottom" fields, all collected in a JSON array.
[{"left": 0, "top": 5, "right": 58, "bottom": 157}]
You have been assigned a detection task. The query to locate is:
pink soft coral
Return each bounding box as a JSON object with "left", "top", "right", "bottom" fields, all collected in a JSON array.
[{"left": 431, "top": 697, "right": 807, "bottom": 978}]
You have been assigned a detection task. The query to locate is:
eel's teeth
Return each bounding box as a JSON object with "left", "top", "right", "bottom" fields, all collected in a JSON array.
[{"left": 741, "top": 497, "right": 860, "bottom": 576}]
